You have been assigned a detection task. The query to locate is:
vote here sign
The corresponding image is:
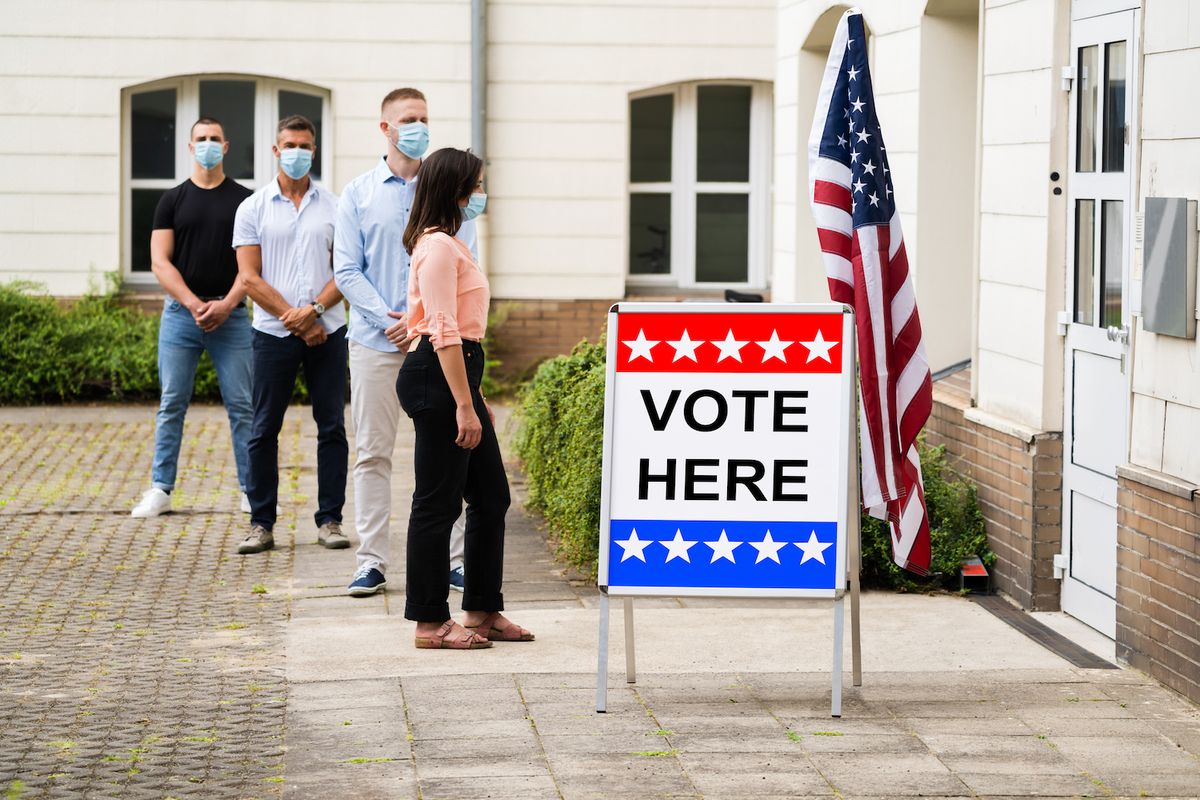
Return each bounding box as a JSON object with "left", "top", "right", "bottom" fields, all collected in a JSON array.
[{"left": 598, "top": 303, "right": 854, "bottom": 598}]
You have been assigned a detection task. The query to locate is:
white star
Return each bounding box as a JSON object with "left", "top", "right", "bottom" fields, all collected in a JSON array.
[
  {"left": 849, "top": 149, "right": 860, "bottom": 164},
  {"left": 667, "top": 329, "right": 702, "bottom": 362},
  {"left": 756, "top": 330, "right": 794, "bottom": 363},
  {"left": 795, "top": 531, "right": 833, "bottom": 565},
  {"left": 852, "top": 178, "right": 866, "bottom": 195},
  {"left": 622, "top": 329, "right": 659, "bottom": 363},
  {"left": 846, "top": 37, "right": 854, "bottom": 50},
  {"left": 713, "top": 329, "right": 747, "bottom": 363},
  {"left": 705, "top": 530, "right": 743, "bottom": 564},
  {"left": 800, "top": 329, "right": 837, "bottom": 363},
  {"left": 855, "top": 129, "right": 871, "bottom": 144},
  {"left": 868, "top": 192, "right": 880, "bottom": 207},
  {"left": 851, "top": 97, "right": 865, "bottom": 113},
  {"left": 862, "top": 160, "right": 876, "bottom": 176},
  {"left": 848, "top": 118, "right": 855, "bottom": 132},
  {"left": 885, "top": 185, "right": 893, "bottom": 198},
  {"left": 883, "top": 163, "right": 889, "bottom": 174},
  {"left": 836, "top": 133, "right": 847, "bottom": 148},
  {"left": 847, "top": 65, "right": 860, "bottom": 81},
  {"left": 749, "top": 530, "right": 787, "bottom": 564},
  {"left": 615, "top": 528, "right": 652, "bottom": 563},
  {"left": 660, "top": 529, "right": 697, "bottom": 563}
]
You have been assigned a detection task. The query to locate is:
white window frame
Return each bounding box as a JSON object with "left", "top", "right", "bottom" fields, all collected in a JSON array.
[
  {"left": 627, "top": 80, "right": 773, "bottom": 291},
  {"left": 121, "top": 74, "right": 332, "bottom": 284}
]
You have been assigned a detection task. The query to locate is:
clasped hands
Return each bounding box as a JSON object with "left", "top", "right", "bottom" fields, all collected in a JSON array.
[
  {"left": 279, "top": 305, "right": 327, "bottom": 346},
  {"left": 188, "top": 299, "right": 235, "bottom": 333}
]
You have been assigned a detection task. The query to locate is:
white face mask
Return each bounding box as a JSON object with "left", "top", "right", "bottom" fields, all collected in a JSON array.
[{"left": 391, "top": 121, "right": 430, "bottom": 159}]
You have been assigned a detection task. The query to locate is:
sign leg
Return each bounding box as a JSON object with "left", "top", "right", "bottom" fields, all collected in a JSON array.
[
  {"left": 849, "top": 497, "right": 863, "bottom": 688},
  {"left": 623, "top": 597, "right": 637, "bottom": 684},
  {"left": 831, "top": 595, "right": 845, "bottom": 718},
  {"left": 597, "top": 593, "right": 610, "bottom": 713}
]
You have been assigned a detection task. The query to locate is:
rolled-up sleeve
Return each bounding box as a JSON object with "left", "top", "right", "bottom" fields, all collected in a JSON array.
[
  {"left": 414, "top": 237, "right": 462, "bottom": 349},
  {"left": 333, "top": 187, "right": 392, "bottom": 330}
]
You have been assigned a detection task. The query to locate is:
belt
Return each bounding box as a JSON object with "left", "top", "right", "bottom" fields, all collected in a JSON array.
[{"left": 197, "top": 294, "right": 227, "bottom": 302}]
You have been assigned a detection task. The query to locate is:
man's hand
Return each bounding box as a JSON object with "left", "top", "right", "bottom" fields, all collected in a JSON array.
[
  {"left": 280, "top": 305, "right": 319, "bottom": 335},
  {"left": 187, "top": 300, "right": 211, "bottom": 326},
  {"left": 195, "top": 300, "right": 234, "bottom": 332},
  {"left": 300, "top": 320, "right": 328, "bottom": 347},
  {"left": 384, "top": 310, "right": 413, "bottom": 349}
]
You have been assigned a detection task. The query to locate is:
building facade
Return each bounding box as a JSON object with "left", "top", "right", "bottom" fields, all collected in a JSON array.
[{"left": 1, "top": 0, "right": 1197, "bottom": 699}]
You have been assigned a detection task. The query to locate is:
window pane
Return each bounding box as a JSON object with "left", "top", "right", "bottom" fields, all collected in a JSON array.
[
  {"left": 1076, "top": 45, "right": 1098, "bottom": 173},
  {"left": 199, "top": 79, "right": 255, "bottom": 180},
  {"left": 279, "top": 90, "right": 324, "bottom": 179},
  {"left": 1100, "top": 200, "right": 1124, "bottom": 328},
  {"left": 1074, "top": 199, "right": 1095, "bottom": 325},
  {"left": 1102, "top": 41, "right": 1126, "bottom": 173},
  {"left": 697, "top": 85, "right": 751, "bottom": 183},
  {"left": 131, "top": 189, "right": 168, "bottom": 272},
  {"left": 695, "top": 193, "right": 748, "bottom": 283},
  {"left": 131, "top": 89, "right": 176, "bottom": 179},
  {"left": 629, "top": 193, "right": 671, "bottom": 275},
  {"left": 630, "top": 95, "right": 672, "bottom": 183}
]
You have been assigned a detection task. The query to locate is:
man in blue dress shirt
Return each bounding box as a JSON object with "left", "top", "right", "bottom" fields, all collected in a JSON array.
[{"left": 335, "top": 88, "right": 477, "bottom": 596}]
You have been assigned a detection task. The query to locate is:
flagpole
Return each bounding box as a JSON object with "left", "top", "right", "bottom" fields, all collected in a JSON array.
[{"left": 849, "top": 321, "right": 863, "bottom": 688}]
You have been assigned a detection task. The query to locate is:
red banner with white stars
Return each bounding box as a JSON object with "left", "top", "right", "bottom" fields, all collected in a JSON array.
[{"left": 615, "top": 312, "right": 843, "bottom": 374}]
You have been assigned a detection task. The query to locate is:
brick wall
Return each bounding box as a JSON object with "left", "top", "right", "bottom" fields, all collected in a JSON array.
[
  {"left": 926, "top": 369, "right": 1063, "bottom": 611},
  {"left": 1115, "top": 468, "right": 1200, "bottom": 703},
  {"left": 488, "top": 299, "right": 616, "bottom": 381}
]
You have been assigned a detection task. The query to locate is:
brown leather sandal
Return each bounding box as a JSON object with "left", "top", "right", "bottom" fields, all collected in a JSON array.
[
  {"left": 414, "top": 620, "right": 492, "bottom": 650},
  {"left": 465, "top": 612, "right": 535, "bottom": 642}
]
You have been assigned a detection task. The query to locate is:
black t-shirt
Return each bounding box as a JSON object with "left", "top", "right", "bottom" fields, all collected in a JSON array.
[{"left": 152, "top": 178, "right": 253, "bottom": 297}]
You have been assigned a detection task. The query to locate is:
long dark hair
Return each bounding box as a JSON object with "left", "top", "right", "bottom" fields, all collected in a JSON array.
[{"left": 403, "top": 148, "right": 482, "bottom": 254}]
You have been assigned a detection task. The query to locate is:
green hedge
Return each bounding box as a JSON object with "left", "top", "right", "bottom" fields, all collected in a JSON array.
[
  {"left": 0, "top": 281, "right": 271, "bottom": 404},
  {"left": 515, "top": 339, "right": 993, "bottom": 588}
]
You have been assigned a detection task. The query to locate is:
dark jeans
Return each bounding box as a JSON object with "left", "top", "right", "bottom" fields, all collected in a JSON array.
[
  {"left": 247, "top": 326, "right": 348, "bottom": 532},
  {"left": 397, "top": 337, "right": 510, "bottom": 622}
]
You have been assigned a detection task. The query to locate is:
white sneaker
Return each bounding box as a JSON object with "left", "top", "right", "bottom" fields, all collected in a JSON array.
[
  {"left": 240, "top": 492, "right": 251, "bottom": 513},
  {"left": 131, "top": 488, "right": 171, "bottom": 518}
]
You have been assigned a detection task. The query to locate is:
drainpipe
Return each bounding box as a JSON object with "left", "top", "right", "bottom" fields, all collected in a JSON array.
[{"left": 471, "top": 0, "right": 489, "bottom": 272}]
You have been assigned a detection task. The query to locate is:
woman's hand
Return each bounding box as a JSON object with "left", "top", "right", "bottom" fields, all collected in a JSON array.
[{"left": 455, "top": 403, "right": 483, "bottom": 449}]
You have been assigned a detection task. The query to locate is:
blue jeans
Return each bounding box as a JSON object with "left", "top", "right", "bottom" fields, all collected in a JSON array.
[{"left": 152, "top": 298, "right": 253, "bottom": 492}]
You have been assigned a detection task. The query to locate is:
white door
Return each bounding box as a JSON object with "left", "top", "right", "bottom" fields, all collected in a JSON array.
[{"left": 1061, "top": 9, "right": 1137, "bottom": 639}]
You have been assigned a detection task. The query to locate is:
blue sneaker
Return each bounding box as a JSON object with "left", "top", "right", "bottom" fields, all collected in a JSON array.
[
  {"left": 449, "top": 565, "right": 465, "bottom": 593},
  {"left": 348, "top": 566, "right": 386, "bottom": 597}
]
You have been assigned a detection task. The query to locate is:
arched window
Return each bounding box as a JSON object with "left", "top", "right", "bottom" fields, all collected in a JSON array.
[
  {"left": 121, "top": 75, "right": 331, "bottom": 280},
  {"left": 627, "top": 81, "right": 772, "bottom": 289}
]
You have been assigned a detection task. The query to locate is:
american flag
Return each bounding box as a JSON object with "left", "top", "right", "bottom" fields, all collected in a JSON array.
[{"left": 807, "top": 9, "right": 933, "bottom": 574}]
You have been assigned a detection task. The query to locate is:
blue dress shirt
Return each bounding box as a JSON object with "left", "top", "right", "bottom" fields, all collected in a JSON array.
[{"left": 333, "top": 156, "right": 478, "bottom": 353}]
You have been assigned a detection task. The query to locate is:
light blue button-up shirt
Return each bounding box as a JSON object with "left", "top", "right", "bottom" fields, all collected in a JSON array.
[
  {"left": 333, "top": 156, "right": 478, "bottom": 353},
  {"left": 233, "top": 177, "right": 346, "bottom": 339}
]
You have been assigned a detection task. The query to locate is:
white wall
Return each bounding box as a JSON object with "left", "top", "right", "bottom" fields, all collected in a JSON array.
[
  {"left": 1128, "top": 1, "right": 1200, "bottom": 485},
  {"left": 486, "top": 0, "right": 775, "bottom": 300},
  {"left": 0, "top": 0, "right": 775, "bottom": 301}
]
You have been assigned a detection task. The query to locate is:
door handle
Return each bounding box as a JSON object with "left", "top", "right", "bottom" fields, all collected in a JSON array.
[{"left": 1105, "top": 325, "right": 1129, "bottom": 345}]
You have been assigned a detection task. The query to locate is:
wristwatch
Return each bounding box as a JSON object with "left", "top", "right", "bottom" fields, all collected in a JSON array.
[{"left": 311, "top": 302, "right": 326, "bottom": 317}]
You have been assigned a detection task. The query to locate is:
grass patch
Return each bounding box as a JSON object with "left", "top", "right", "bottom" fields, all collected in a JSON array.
[
  {"left": 786, "top": 731, "right": 803, "bottom": 743},
  {"left": 632, "top": 749, "right": 679, "bottom": 758},
  {"left": 343, "top": 757, "right": 395, "bottom": 765}
]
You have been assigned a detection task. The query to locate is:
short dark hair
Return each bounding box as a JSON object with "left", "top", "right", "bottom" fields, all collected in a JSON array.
[
  {"left": 381, "top": 87, "right": 427, "bottom": 117},
  {"left": 402, "top": 148, "right": 483, "bottom": 254},
  {"left": 190, "top": 117, "right": 224, "bottom": 140},
  {"left": 276, "top": 114, "right": 316, "bottom": 141}
]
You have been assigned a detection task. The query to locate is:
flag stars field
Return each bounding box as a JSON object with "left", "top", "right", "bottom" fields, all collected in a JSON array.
[{"left": 612, "top": 527, "right": 834, "bottom": 569}]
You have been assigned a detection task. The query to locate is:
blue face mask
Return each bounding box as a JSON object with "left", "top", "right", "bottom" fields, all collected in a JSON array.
[
  {"left": 462, "top": 192, "right": 487, "bottom": 221},
  {"left": 392, "top": 121, "right": 430, "bottom": 160},
  {"left": 279, "top": 148, "right": 314, "bottom": 180},
  {"left": 193, "top": 140, "right": 224, "bottom": 170}
]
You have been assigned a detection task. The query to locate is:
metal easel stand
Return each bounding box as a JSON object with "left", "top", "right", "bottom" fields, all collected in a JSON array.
[{"left": 595, "top": 595, "right": 636, "bottom": 713}]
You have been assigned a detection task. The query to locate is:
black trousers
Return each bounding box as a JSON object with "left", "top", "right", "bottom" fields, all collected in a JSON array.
[
  {"left": 247, "top": 326, "right": 348, "bottom": 532},
  {"left": 397, "top": 337, "right": 509, "bottom": 622}
]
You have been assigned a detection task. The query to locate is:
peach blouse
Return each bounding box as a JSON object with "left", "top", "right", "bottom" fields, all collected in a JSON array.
[{"left": 406, "top": 230, "right": 490, "bottom": 350}]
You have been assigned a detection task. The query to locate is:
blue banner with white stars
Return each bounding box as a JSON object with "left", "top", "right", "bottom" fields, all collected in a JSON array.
[{"left": 608, "top": 520, "right": 838, "bottom": 591}]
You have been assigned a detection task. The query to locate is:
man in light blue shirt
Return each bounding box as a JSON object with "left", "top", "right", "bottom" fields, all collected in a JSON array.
[
  {"left": 335, "top": 87, "right": 476, "bottom": 597},
  {"left": 235, "top": 114, "right": 349, "bottom": 556}
]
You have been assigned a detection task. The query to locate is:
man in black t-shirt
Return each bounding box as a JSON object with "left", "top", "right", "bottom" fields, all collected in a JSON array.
[{"left": 130, "top": 117, "right": 256, "bottom": 518}]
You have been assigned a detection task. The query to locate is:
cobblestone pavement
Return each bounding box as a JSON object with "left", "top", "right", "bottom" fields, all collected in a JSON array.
[{"left": 0, "top": 405, "right": 292, "bottom": 800}]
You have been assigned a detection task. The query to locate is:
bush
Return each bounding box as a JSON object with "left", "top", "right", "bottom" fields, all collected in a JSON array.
[
  {"left": 515, "top": 340, "right": 992, "bottom": 588},
  {"left": 513, "top": 339, "right": 606, "bottom": 574}
]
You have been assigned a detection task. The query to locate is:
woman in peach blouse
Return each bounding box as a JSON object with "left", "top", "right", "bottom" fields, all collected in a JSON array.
[{"left": 397, "top": 148, "right": 533, "bottom": 650}]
